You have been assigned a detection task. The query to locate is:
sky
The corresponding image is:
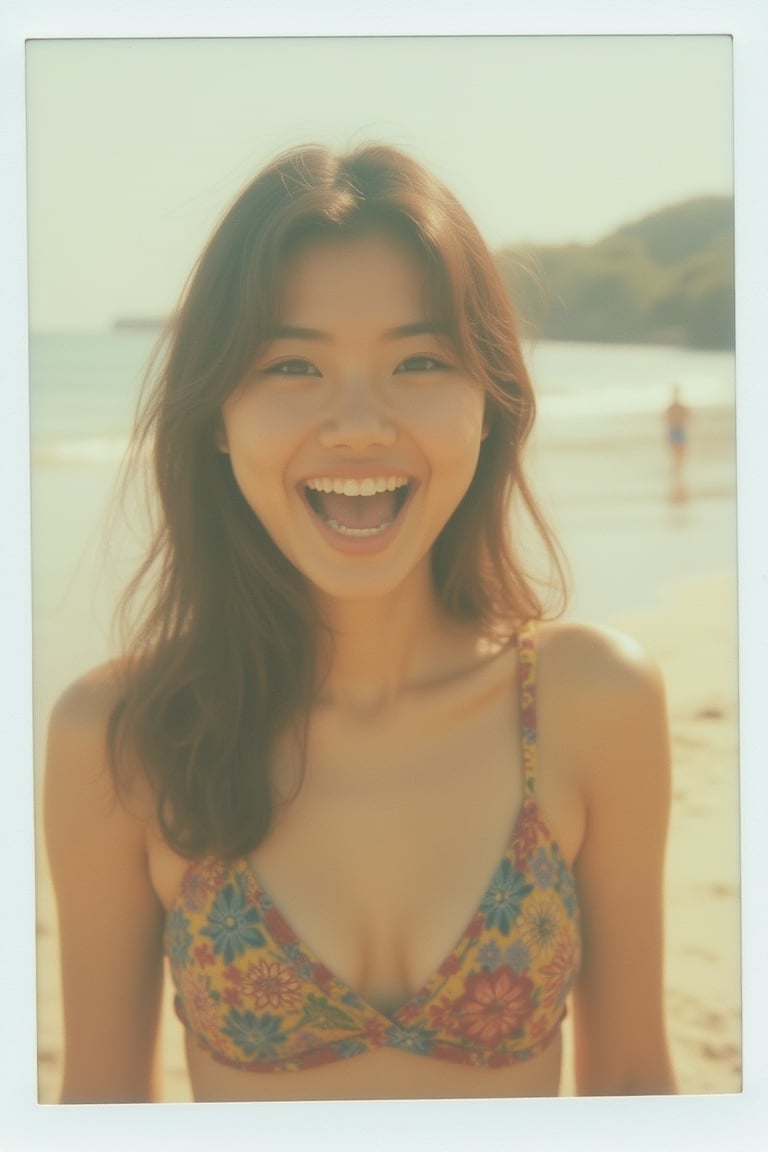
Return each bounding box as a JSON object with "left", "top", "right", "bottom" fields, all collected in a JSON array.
[{"left": 24, "top": 35, "right": 734, "bottom": 332}]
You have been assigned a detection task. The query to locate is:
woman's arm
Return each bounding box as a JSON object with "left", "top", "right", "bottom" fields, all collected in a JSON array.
[
  {"left": 44, "top": 669, "right": 166, "bottom": 1103},
  {"left": 564, "top": 626, "right": 676, "bottom": 1095}
]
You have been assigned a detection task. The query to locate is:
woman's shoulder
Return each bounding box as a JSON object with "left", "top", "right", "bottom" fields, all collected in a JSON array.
[
  {"left": 48, "top": 658, "right": 130, "bottom": 747},
  {"left": 45, "top": 657, "right": 152, "bottom": 815},
  {"left": 534, "top": 617, "right": 664, "bottom": 700},
  {"left": 532, "top": 618, "right": 669, "bottom": 800}
]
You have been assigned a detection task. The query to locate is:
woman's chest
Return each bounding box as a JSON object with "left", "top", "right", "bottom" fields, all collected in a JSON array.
[
  {"left": 149, "top": 646, "right": 582, "bottom": 1011},
  {"left": 150, "top": 668, "right": 523, "bottom": 989},
  {"left": 241, "top": 691, "right": 526, "bottom": 1005}
]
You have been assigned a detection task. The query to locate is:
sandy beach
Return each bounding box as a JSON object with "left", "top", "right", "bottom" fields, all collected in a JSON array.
[{"left": 32, "top": 397, "right": 741, "bottom": 1103}]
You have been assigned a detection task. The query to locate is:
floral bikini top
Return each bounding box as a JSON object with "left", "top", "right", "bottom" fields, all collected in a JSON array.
[{"left": 165, "top": 626, "right": 581, "bottom": 1072}]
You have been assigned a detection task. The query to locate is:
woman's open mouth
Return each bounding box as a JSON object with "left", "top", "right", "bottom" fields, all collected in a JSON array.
[{"left": 303, "top": 475, "right": 413, "bottom": 538}]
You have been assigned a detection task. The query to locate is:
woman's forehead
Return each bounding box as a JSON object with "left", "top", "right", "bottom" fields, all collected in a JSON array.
[{"left": 275, "top": 230, "right": 442, "bottom": 328}]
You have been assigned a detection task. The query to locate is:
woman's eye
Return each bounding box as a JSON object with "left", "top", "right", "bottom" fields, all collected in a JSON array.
[
  {"left": 265, "top": 359, "right": 321, "bottom": 377},
  {"left": 395, "top": 356, "right": 450, "bottom": 374}
]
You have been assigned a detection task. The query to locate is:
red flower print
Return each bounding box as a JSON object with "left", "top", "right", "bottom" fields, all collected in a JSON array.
[
  {"left": 513, "top": 804, "right": 550, "bottom": 870},
  {"left": 263, "top": 906, "right": 297, "bottom": 949},
  {"left": 242, "top": 959, "right": 303, "bottom": 1010},
  {"left": 310, "top": 963, "right": 339, "bottom": 995},
  {"left": 179, "top": 870, "right": 210, "bottom": 912},
  {"left": 454, "top": 966, "right": 534, "bottom": 1046},
  {"left": 397, "top": 1000, "right": 422, "bottom": 1023},
  {"left": 193, "top": 942, "right": 216, "bottom": 968},
  {"left": 180, "top": 971, "right": 221, "bottom": 1035},
  {"left": 362, "top": 1017, "right": 388, "bottom": 1046},
  {"left": 223, "top": 964, "right": 244, "bottom": 986},
  {"left": 438, "top": 952, "right": 462, "bottom": 979},
  {"left": 465, "top": 914, "right": 485, "bottom": 939},
  {"left": 539, "top": 935, "right": 579, "bottom": 1011},
  {"left": 178, "top": 858, "right": 233, "bottom": 910},
  {"left": 222, "top": 986, "right": 242, "bottom": 1006},
  {"left": 427, "top": 994, "right": 461, "bottom": 1036}
]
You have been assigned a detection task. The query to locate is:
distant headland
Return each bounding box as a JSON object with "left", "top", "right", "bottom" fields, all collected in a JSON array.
[
  {"left": 497, "top": 195, "right": 734, "bottom": 350},
  {"left": 111, "top": 195, "right": 734, "bottom": 350}
]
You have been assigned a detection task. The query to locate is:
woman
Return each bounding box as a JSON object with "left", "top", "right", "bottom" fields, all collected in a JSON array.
[{"left": 44, "top": 144, "right": 675, "bottom": 1102}]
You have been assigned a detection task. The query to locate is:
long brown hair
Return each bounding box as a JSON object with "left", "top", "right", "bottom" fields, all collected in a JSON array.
[{"left": 109, "top": 143, "right": 567, "bottom": 859}]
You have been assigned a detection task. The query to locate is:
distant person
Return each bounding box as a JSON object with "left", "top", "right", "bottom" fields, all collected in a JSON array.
[
  {"left": 664, "top": 386, "right": 692, "bottom": 501},
  {"left": 44, "top": 144, "right": 675, "bottom": 1102}
]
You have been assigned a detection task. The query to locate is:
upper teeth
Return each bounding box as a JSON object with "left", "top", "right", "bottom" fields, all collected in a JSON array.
[{"left": 306, "top": 477, "right": 409, "bottom": 496}]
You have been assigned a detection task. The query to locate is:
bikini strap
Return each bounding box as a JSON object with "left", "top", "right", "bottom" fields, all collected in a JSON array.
[{"left": 516, "top": 623, "right": 538, "bottom": 797}]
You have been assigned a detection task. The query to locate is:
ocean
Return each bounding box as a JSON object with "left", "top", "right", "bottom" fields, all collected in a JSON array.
[{"left": 28, "top": 330, "right": 736, "bottom": 463}]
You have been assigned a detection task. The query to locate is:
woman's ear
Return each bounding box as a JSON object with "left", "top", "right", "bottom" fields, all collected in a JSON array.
[
  {"left": 479, "top": 395, "right": 493, "bottom": 442},
  {"left": 215, "top": 421, "right": 229, "bottom": 454}
]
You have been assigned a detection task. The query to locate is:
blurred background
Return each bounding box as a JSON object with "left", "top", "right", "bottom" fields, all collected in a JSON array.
[{"left": 26, "top": 36, "right": 739, "bottom": 1102}]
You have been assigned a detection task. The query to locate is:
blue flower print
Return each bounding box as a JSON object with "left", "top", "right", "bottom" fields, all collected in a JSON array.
[
  {"left": 503, "top": 940, "right": 532, "bottom": 973},
  {"left": 166, "top": 908, "right": 193, "bottom": 967},
  {"left": 335, "top": 1038, "right": 369, "bottom": 1059},
  {"left": 531, "top": 846, "right": 556, "bottom": 889},
  {"left": 477, "top": 940, "right": 502, "bottom": 968},
  {"left": 561, "top": 883, "right": 578, "bottom": 919},
  {"left": 520, "top": 727, "right": 537, "bottom": 755},
  {"left": 201, "top": 882, "right": 265, "bottom": 964},
  {"left": 553, "top": 852, "right": 579, "bottom": 918},
  {"left": 222, "top": 1009, "right": 286, "bottom": 1061},
  {"left": 386, "top": 1024, "right": 438, "bottom": 1056},
  {"left": 282, "top": 942, "right": 314, "bottom": 982},
  {"left": 479, "top": 858, "right": 533, "bottom": 935}
]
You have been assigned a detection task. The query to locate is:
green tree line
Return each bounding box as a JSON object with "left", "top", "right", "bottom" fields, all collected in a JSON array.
[{"left": 495, "top": 196, "right": 734, "bottom": 349}]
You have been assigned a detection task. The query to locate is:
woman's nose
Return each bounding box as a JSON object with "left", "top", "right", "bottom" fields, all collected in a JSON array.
[{"left": 317, "top": 379, "right": 396, "bottom": 450}]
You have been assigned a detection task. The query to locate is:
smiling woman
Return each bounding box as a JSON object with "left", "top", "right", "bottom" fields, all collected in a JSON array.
[
  {"left": 43, "top": 144, "right": 675, "bottom": 1102},
  {"left": 219, "top": 231, "right": 487, "bottom": 593}
]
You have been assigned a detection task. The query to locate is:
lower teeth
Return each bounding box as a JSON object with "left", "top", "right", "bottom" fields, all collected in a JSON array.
[{"left": 325, "top": 518, "right": 393, "bottom": 538}]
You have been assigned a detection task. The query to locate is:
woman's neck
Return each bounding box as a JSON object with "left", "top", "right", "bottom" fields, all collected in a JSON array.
[{"left": 312, "top": 564, "right": 476, "bottom": 716}]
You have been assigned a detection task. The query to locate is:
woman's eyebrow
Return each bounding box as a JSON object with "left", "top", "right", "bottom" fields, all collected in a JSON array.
[
  {"left": 265, "top": 321, "right": 448, "bottom": 342},
  {"left": 266, "top": 325, "right": 331, "bottom": 342},
  {"left": 383, "top": 321, "right": 449, "bottom": 341}
]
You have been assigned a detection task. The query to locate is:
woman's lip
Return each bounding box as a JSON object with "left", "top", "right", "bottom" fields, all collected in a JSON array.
[
  {"left": 297, "top": 469, "right": 414, "bottom": 487},
  {"left": 305, "top": 475, "right": 410, "bottom": 497},
  {"left": 294, "top": 473, "right": 419, "bottom": 503},
  {"left": 299, "top": 477, "right": 418, "bottom": 554},
  {"left": 305, "top": 506, "right": 406, "bottom": 555}
]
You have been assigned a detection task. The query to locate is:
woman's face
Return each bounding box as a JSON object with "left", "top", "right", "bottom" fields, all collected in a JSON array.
[{"left": 220, "top": 231, "right": 487, "bottom": 604}]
